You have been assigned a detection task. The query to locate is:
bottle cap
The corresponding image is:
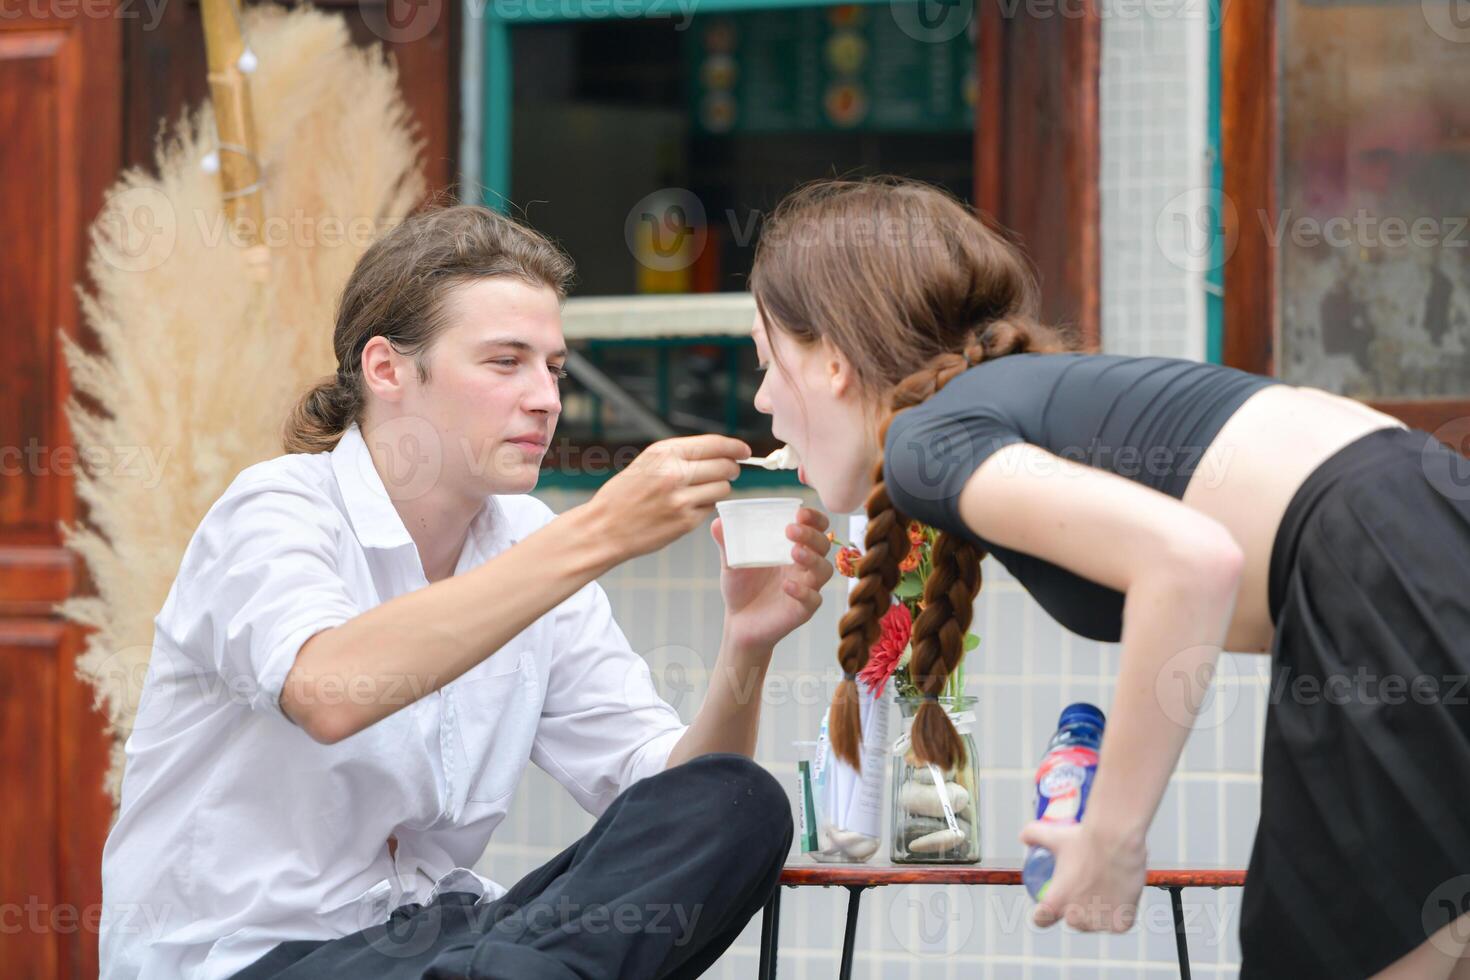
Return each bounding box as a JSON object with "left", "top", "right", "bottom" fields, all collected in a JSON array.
[{"left": 1057, "top": 702, "right": 1105, "bottom": 730}]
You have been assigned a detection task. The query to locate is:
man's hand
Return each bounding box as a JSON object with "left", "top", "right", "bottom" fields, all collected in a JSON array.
[{"left": 585, "top": 435, "right": 748, "bottom": 565}]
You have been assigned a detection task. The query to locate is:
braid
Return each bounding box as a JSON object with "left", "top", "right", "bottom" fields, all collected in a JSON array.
[
  {"left": 907, "top": 530, "right": 983, "bottom": 771},
  {"left": 830, "top": 444, "right": 912, "bottom": 771},
  {"left": 830, "top": 315, "right": 1064, "bottom": 773}
]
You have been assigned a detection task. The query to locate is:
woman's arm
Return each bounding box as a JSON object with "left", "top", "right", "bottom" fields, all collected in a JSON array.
[
  {"left": 663, "top": 625, "right": 773, "bottom": 767},
  {"left": 665, "top": 506, "right": 834, "bottom": 767},
  {"left": 955, "top": 441, "right": 1244, "bottom": 850}
]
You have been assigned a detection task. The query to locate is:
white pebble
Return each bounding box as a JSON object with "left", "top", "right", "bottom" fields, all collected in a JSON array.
[
  {"left": 823, "top": 824, "right": 880, "bottom": 861},
  {"left": 908, "top": 828, "right": 967, "bottom": 854},
  {"left": 899, "top": 780, "right": 970, "bottom": 819}
]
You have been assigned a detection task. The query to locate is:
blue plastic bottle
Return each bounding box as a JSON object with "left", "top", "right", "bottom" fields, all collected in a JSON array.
[{"left": 1022, "top": 703, "right": 1106, "bottom": 901}]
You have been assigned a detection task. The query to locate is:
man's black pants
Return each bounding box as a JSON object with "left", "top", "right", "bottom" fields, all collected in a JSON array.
[{"left": 231, "top": 753, "right": 792, "bottom": 979}]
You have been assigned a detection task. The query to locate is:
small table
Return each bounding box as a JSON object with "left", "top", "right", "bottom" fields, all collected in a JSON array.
[{"left": 756, "top": 862, "right": 1246, "bottom": 980}]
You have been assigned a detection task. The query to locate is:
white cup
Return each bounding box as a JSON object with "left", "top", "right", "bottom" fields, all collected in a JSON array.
[{"left": 715, "top": 497, "right": 803, "bottom": 568}]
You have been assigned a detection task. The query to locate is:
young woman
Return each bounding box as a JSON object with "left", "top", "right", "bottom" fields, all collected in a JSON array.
[
  {"left": 746, "top": 176, "right": 1470, "bottom": 979},
  {"left": 98, "top": 204, "right": 834, "bottom": 980}
]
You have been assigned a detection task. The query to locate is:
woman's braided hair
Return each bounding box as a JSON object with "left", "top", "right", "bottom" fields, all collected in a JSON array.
[{"left": 750, "top": 177, "right": 1082, "bottom": 773}]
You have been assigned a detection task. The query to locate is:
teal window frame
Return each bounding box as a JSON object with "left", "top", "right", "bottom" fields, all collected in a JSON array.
[{"left": 1204, "top": 0, "right": 1225, "bottom": 364}]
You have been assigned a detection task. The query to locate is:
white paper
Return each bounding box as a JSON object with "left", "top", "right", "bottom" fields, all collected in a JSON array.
[
  {"left": 845, "top": 682, "right": 888, "bottom": 837},
  {"left": 823, "top": 510, "right": 888, "bottom": 841}
]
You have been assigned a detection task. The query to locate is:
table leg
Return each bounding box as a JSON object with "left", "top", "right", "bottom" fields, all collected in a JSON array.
[
  {"left": 758, "top": 884, "right": 782, "bottom": 980},
  {"left": 1170, "top": 886, "right": 1191, "bottom": 980},
  {"left": 839, "top": 886, "right": 866, "bottom": 980}
]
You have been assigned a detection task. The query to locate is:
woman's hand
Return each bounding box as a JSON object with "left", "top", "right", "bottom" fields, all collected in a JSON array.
[
  {"left": 1020, "top": 820, "right": 1147, "bottom": 932},
  {"left": 713, "top": 506, "right": 833, "bottom": 651}
]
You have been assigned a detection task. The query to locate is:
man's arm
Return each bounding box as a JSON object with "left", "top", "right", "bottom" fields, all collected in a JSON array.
[
  {"left": 283, "top": 502, "right": 620, "bottom": 744},
  {"left": 284, "top": 432, "right": 748, "bottom": 745}
]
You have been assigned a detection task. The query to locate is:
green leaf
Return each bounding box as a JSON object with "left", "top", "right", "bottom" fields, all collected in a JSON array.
[
  {"left": 893, "top": 667, "right": 921, "bottom": 700},
  {"left": 894, "top": 575, "right": 924, "bottom": 599},
  {"left": 963, "top": 632, "right": 980, "bottom": 652}
]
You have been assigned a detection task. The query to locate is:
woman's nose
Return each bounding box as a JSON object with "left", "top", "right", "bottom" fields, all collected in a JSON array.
[{"left": 753, "top": 373, "right": 773, "bottom": 416}]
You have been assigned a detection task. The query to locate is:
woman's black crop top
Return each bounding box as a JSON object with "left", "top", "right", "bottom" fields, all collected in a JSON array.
[{"left": 881, "top": 352, "right": 1287, "bottom": 641}]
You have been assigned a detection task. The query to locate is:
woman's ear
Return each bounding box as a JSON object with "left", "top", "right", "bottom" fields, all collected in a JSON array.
[{"left": 824, "top": 337, "right": 857, "bottom": 398}]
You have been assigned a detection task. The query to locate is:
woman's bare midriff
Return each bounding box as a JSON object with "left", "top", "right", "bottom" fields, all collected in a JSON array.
[{"left": 1179, "top": 383, "right": 1408, "bottom": 654}]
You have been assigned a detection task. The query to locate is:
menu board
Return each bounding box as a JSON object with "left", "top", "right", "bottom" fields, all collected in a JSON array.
[{"left": 687, "top": 3, "right": 977, "bottom": 134}]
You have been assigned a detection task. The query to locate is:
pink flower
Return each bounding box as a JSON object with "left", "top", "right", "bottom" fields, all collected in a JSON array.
[{"left": 858, "top": 602, "right": 913, "bottom": 698}]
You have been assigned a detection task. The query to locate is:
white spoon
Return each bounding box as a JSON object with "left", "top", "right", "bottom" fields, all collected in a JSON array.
[{"left": 737, "top": 445, "right": 800, "bottom": 470}]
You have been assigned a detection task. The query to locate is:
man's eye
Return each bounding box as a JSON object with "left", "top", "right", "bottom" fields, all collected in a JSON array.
[
  {"left": 490, "top": 358, "right": 518, "bottom": 368},
  {"left": 550, "top": 366, "right": 569, "bottom": 381}
]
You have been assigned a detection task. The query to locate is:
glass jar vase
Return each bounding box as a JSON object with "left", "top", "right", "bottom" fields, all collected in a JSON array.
[{"left": 890, "top": 695, "right": 981, "bottom": 864}]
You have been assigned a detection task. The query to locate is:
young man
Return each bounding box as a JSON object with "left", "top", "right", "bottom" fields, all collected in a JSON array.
[{"left": 99, "top": 206, "right": 834, "bottom": 979}]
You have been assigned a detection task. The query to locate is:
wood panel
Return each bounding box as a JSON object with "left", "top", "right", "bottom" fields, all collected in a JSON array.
[
  {"left": 0, "top": 30, "right": 64, "bottom": 544},
  {"left": 1220, "top": 0, "right": 1275, "bottom": 377},
  {"left": 0, "top": 3, "right": 120, "bottom": 555},
  {"left": 0, "top": 546, "right": 78, "bottom": 618},
  {"left": 0, "top": 624, "right": 61, "bottom": 978},
  {"left": 974, "top": 0, "right": 1101, "bottom": 349},
  {"left": 55, "top": 621, "right": 111, "bottom": 980},
  {"left": 1373, "top": 401, "right": 1470, "bottom": 448}
]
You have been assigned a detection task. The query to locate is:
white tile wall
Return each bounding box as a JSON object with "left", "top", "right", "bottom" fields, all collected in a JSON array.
[
  {"left": 475, "top": 9, "right": 1253, "bottom": 978},
  {"left": 1099, "top": 0, "right": 1211, "bottom": 362}
]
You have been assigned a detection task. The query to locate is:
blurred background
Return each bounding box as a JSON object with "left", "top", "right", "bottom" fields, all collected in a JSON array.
[{"left": 4, "top": 0, "right": 1469, "bottom": 976}]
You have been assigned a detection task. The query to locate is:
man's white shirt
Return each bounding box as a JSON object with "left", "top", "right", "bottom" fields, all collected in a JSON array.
[{"left": 99, "top": 421, "right": 689, "bottom": 980}]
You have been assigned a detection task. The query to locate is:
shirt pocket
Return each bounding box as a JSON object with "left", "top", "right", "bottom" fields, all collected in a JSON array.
[{"left": 450, "top": 646, "right": 539, "bottom": 806}]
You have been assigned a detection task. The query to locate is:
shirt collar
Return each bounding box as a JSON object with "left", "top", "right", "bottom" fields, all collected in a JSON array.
[{"left": 329, "top": 420, "right": 506, "bottom": 559}]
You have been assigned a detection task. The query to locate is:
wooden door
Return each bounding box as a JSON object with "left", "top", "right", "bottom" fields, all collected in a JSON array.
[{"left": 0, "top": 4, "right": 123, "bottom": 978}]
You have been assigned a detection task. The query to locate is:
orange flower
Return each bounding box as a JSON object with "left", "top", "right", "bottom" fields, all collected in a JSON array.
[
  {"left": 835, "top": 546, "right": 861, "bottom": 578},
  {"left": 907, "top": 522, "right": 926, "bottom": 547},
  {"left": 898, "top": 548, "right": 920, "bottom": 573}
]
